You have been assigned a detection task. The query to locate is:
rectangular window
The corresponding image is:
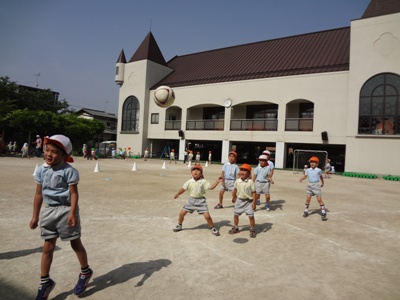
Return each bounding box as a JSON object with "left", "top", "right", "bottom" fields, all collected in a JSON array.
[
  {"left": 246, "top": 104, "right": 278, "bottom": 119},
  {"left": 151, "top": 113, "right": 159, "bottom": 124}
]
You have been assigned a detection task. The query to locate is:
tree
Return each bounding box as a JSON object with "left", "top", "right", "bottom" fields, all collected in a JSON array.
[
  {"left": 0, "top": 76, "right": 106, "bottom": 154},
  {"left": 3, "top": 110, "right": 104, "bottom": 153}
]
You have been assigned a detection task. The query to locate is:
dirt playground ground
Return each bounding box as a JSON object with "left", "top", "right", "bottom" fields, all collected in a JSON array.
[{"left": 0, "top": 156, "right": 399, "bottom": 300}]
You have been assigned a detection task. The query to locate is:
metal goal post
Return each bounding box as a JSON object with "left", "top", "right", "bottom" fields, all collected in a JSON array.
[{"left": 293, "top": 149, "right": 328, "bottom": 174}]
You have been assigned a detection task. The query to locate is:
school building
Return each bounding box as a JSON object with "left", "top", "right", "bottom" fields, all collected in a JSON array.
[{"left": 115, "top": 0, "right": 400, "bottom": 175}]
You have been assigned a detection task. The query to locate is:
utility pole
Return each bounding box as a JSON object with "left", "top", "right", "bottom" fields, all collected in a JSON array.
[{"left": 35, "top": 73, "right": 40, "bottom": 87}]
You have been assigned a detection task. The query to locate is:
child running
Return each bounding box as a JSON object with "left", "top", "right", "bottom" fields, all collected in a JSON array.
[
  {"left": 229, "top": 164, "right": 257, "bottom": 238},
  {"left": 299, "top": 156, "right": 327, "bottom": 221},
  {"left": 173, "top": 165, "right": 222, "bottom": 236},
  {"left": 29, "top": 135, "right": 93, "bottom": 299}
]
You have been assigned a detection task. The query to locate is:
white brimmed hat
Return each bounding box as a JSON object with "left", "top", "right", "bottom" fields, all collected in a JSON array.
[
  {"left": 44, "top": 135, "right": 72, "bottom": 155},
  {"left": 262, "top": 150, "right": 271, "bottom": 155}
]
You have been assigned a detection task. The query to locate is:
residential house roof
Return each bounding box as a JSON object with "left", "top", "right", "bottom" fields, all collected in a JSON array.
[{"left": 77, "top": 108, "right": 117, "bottom": 120}]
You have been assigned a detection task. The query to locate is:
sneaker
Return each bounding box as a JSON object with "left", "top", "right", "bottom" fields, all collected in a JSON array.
[
  {"left": 321, "top": 214, "right": 328, "bottom": 221},
  {"left": 173, "top": 224, "right": 182, "bottom": 232},
  {"left": 211, "top": 227, "right": 220, "bottom": 236},
  {"left": 250, "top": 229, "right": 257, "bottom": 238},
  {"left": 36, "top": 279, "right": 55, "bottom": 300},
  {"left": 256, "top": 200, "right": 260, "bottom": 205},
  {"left": 73, "top": 269, "right": 93, "bottom": 295},
  {"left": 265, "top": 204, "right": 270, "bottom": 211},
  {"left": 303, "top": 211, "right": 309, "bottom": 218},
  {"left": 228, "top": 226, "right": 240, "bottom": 234},
  {"left": 214, "top": 203, "right": 223, "bottom": 209}
]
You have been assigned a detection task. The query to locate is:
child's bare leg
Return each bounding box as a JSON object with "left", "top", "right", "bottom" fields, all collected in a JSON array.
[
  {"left": 316, "top": 196, "right": 326, "bottom": 215},
  {"left": 70, "top": 238, "right": 88, "bottom": 268},
  {"left": 177, "top": 209, "right": 188, "bottom": 224},
  {"left": 203, "top": 212, "right": 215, "bottom": 228},
  {"left": 218, "top": 190, "right": 224, "bottom": 206},
  {"left": 41, "top": 238, "right": 57, "bottom": 276},
  {"left": 249, "top": 216, "right": 255, "bottom": 228},
  {"left": 233, "top": 215, "right": 239, "bottom": 227},
  {"left": 265, "top": 193, "right": 270, "bottom": 205},
  {"left": 303, "top": 195, "right": 312, "bottom": 217},
  {"left": 316, "top": 195, "right": 324, "bottom": 206}
]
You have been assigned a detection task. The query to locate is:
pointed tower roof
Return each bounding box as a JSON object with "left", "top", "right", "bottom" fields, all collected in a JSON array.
[
  {"left": 129, "top": 32, "right": 167, "bottom": 65},
  {"left": 362, "top": 0, "right": 400, "bottom": 19},
  {"left": 116, "top": 50, "right": 127, "bottom": 63}
]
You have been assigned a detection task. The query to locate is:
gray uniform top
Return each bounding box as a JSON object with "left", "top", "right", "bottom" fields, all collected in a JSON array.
[{"left": 34, "top": 162, "right": 79, "bottom": 206}]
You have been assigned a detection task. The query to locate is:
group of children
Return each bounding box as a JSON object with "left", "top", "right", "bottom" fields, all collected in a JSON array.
[
  {"left": 30, "top": 134, "right": 327, "bottom": 299},
  {"left": 172, "top": 149, "right": 328, "bottom": 239}
]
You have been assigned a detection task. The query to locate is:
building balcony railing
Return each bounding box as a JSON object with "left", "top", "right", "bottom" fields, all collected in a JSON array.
[
  {"left": 230, "top": 119, "right": 278, "bottom": 131},
  {"left": 165, "top": 118, "right": 313, "bottom": 131},
  {"left": 285, "top": 118, "right": 313, "bottom": 131},
  {"left": 165, "top": 120, "right": 182, "bottom": 130},
  {"left": 186, "top": 119, "right": 224, "bottom": 130}
]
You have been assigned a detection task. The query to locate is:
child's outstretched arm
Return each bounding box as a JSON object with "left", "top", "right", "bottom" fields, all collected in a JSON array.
[
  {"left": 174, "top": 188, "right": 185, "bottom": 199},
  {"left": 320, "top": 175, "right": 324, "bottom": 187},
  {"left": 209, "top": 177, "right": 222, "bottom": 190},
  {"left": 29, "top": 184, "right": 43, "bottom": 229}
]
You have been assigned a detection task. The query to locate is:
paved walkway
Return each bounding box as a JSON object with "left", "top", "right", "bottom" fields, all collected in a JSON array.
[{"left": 1, "top": 156, "right": 399, "bottom": 299}]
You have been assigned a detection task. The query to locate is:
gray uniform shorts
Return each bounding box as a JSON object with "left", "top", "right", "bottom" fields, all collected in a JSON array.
[
  {"left": 183, "top": 197, "right": 209, "bottom": 214},
  {"left": 40, "top": 205, "right": 81, "bottom": 241},
  {"left": 220, "top": 179, "right": 235, "bottom": 192},
  {"left": 307, "top": 182, "right": 322, "bottom": 196},
  {"left": 234, "top": 198, "right": 255, "bottom": 216},
  {"left": 255, "top": 181, "right": 270, "bottom": 194}
]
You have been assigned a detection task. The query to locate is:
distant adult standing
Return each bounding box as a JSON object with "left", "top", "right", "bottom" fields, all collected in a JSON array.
[
  {"left": 82, "top": 144, "right": 88, "bottom": 159},
  {"left": 21, "top": 143, "right": 30, "bottom": 159},
  {"left": 35, "top": 135, "right": 43, "bottom": 157}
]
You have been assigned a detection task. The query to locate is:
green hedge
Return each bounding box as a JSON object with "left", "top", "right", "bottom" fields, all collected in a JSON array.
[
  {"left": 383, "top": 175, "right": 400, "bottom": 181},
  {"left": 342, "top": 172, "right": 377, "bottom": 179}
]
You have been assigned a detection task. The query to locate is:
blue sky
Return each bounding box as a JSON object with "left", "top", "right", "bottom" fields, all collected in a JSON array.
[{"left": 0, "top": 0, "right": 371, "bottom": 115}]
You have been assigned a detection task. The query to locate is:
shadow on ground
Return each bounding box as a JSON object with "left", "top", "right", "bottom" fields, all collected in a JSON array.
[
  {"left": 52, "top": 259, "right": 172, "bottom": 299},
  {"left": 0, "top": 246, "right": 61, "bottom": 260}
]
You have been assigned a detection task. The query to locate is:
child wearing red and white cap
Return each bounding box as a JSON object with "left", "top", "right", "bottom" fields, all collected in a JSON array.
[
  {"left": 299, "top": 156, "right": 327, "bottom": 221},
  {"left": 173, "top": 164, "right": 222, "bottom": 236},
  {"left": 29, "top": 134, "right": 93, "bottom": 299},
  {"left": 253, "top": 154, "right": 274, "bottom": 211},
  {"left": 229, "top": 164, "right": 257, "bottom": 238}
]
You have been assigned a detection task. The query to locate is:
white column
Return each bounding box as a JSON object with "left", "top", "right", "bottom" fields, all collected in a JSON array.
[
  {"left": 221, "top": 140, "right": 230, "bottom": 164},
  {"left": 179, "top": 139, "right": 186, "bottom": 161},
  {"left": 275, "top": 141, "right": 285, "bottom": 169}
]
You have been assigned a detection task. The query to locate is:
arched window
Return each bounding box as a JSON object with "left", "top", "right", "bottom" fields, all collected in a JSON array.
[
  {"left": 121, "top": 96, "right": 139, "bottom": 132},
  {"left": 359, "top": 73, "right": 400, "bottom": 135}
]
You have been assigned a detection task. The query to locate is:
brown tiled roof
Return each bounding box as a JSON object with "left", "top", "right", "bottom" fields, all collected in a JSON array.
[
  {"left": 156, "top": 27, "right": 350, "bottom": 88},
  {"left": 129, "top": 32, "right": 167, "bottom": 65},
  {"left": 362, "top": 0, "right": 400, "bottom": 18}
]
